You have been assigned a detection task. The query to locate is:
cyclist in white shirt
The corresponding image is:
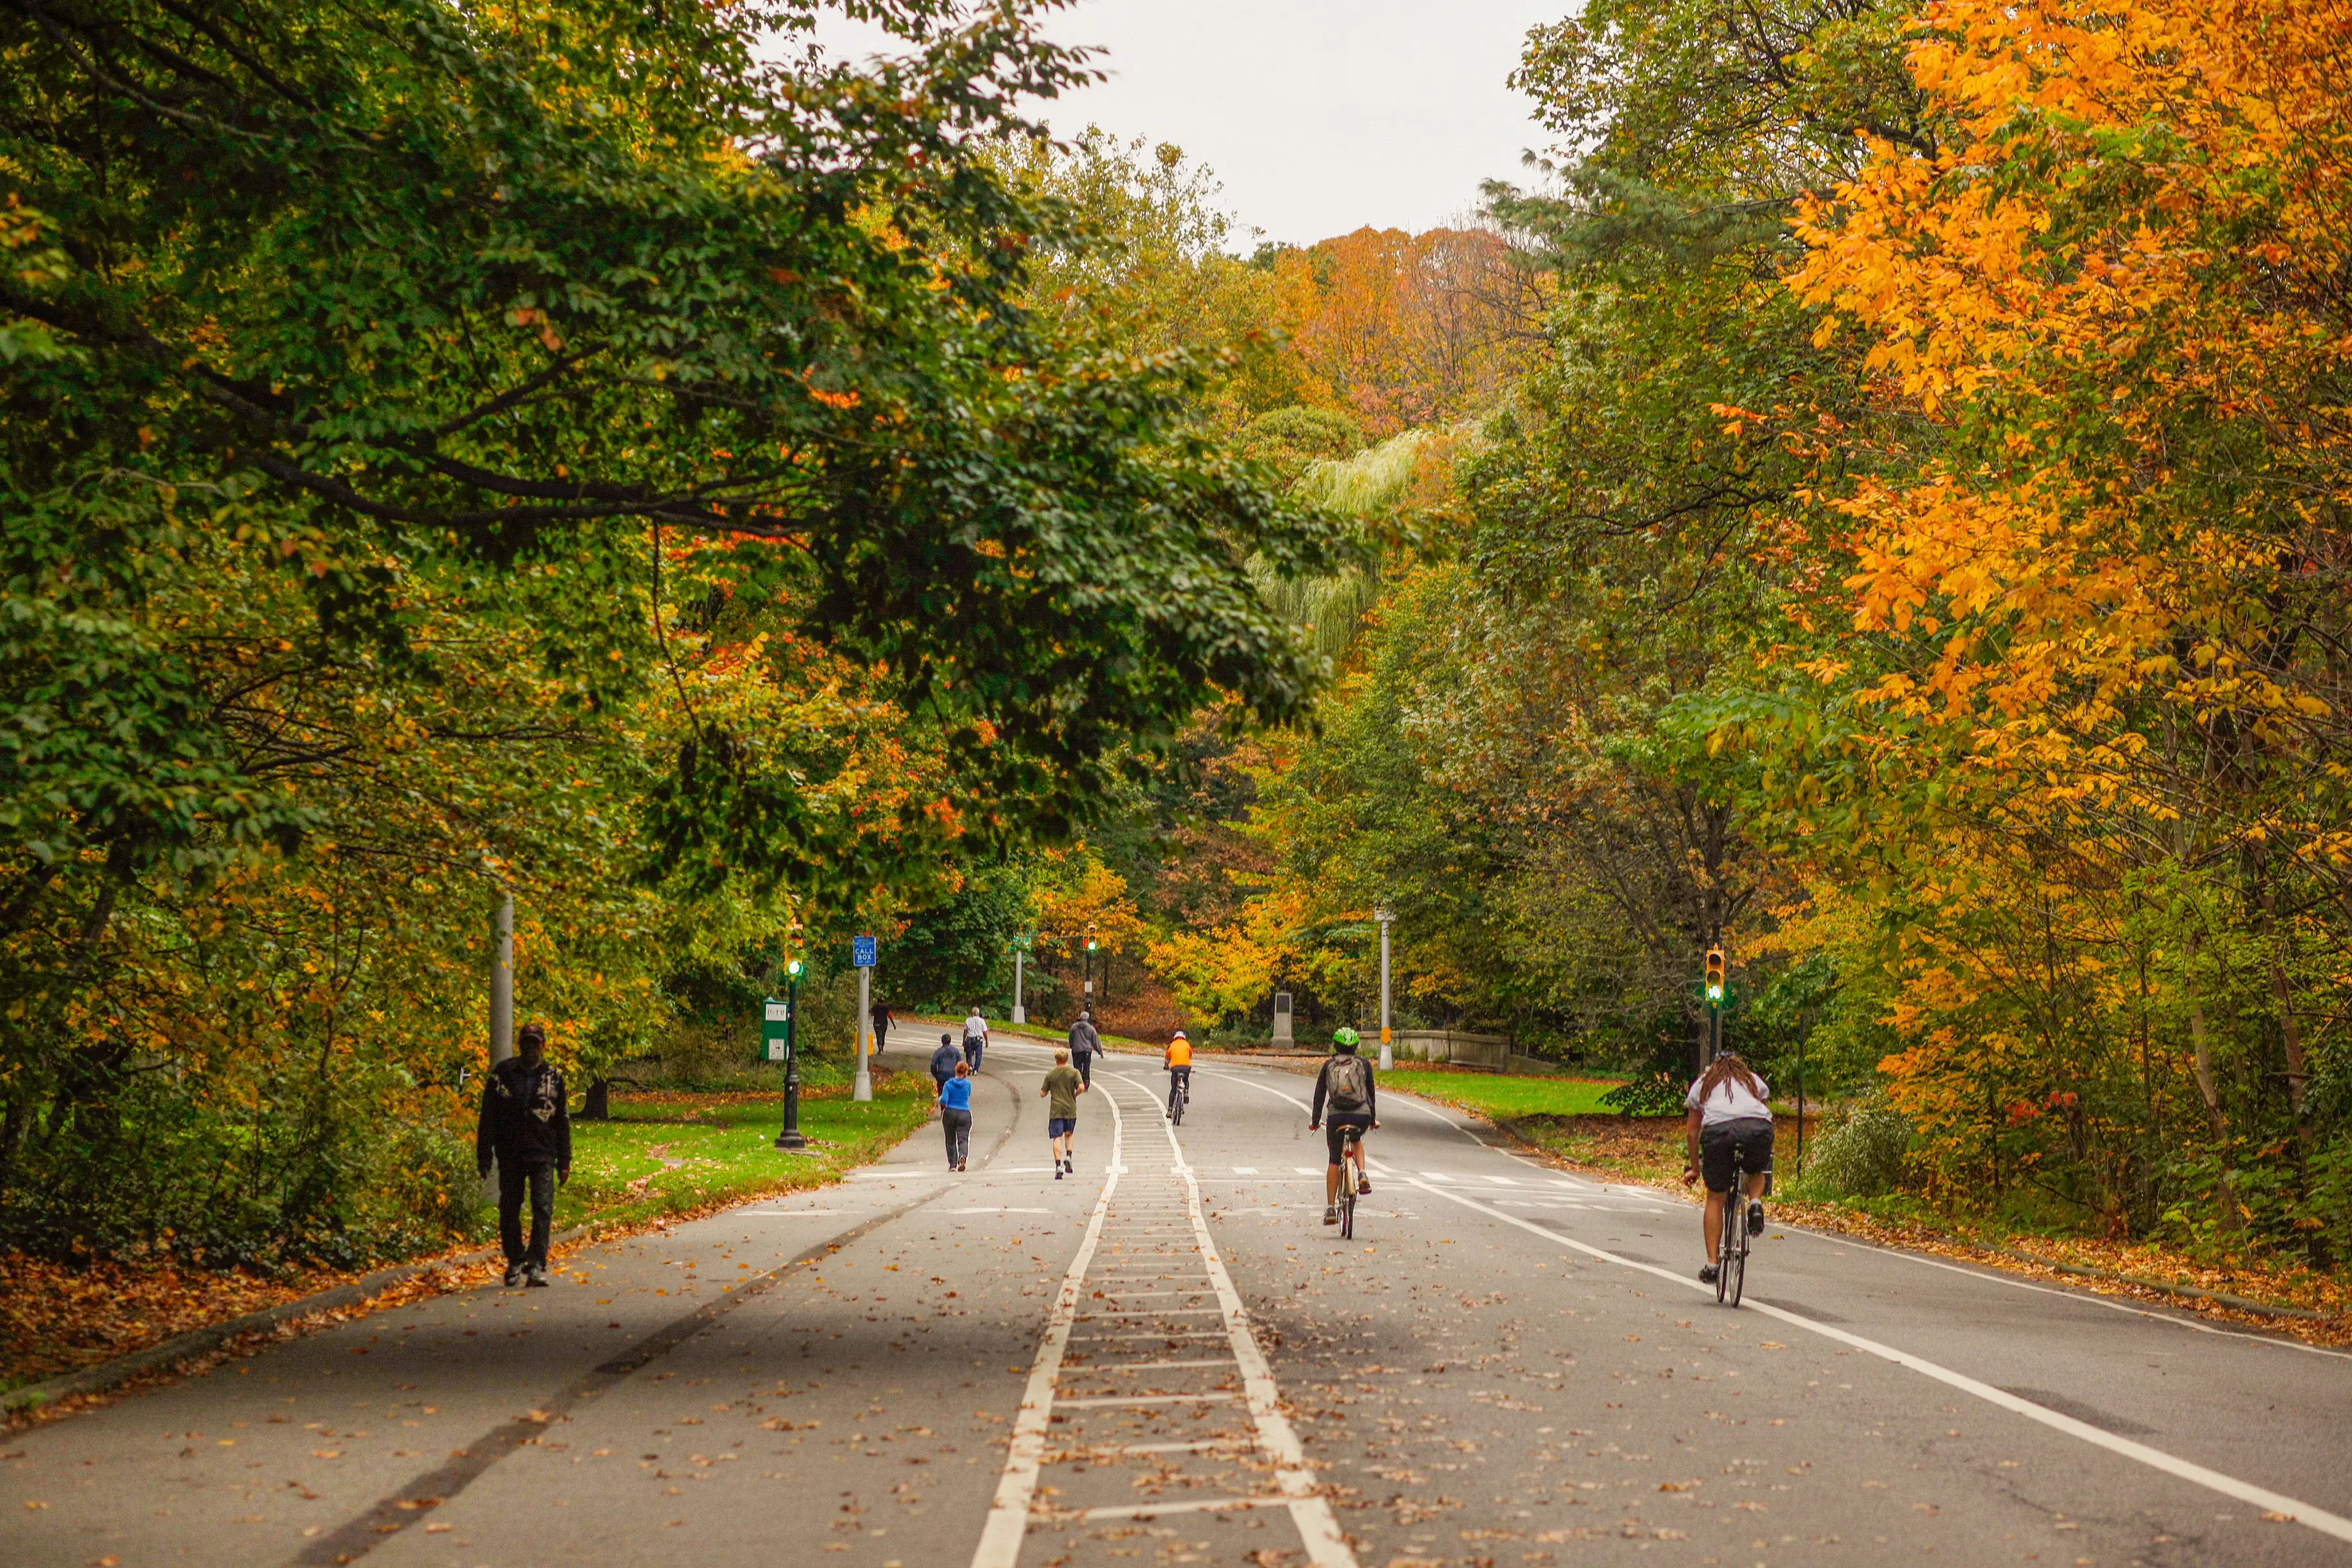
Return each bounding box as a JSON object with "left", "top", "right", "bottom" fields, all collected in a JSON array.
[
  {"left": 962, "top": 1007, "right": 990, "bottom": 1071},
  {"left": 1681, "top": 1050, "right": 1773, "bottom": 1284}
]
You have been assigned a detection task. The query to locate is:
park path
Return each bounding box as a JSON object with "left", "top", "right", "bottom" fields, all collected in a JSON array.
[{"left": 5, "top": 1035, "right": 2352, "bottom": 1568}]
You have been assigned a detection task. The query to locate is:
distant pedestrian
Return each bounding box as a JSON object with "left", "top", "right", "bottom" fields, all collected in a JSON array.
[
  {"left": 962, "top": 1005, "right": 990, "bottom": 1071},
  {"left": 930, "top": 1031, "right": 964, "bottom": 1091},
  {"left": 939, "top": 1061, "right": 974, "bottom": 1171},
  {"left": 476, "top": 1022, "right": 570, "bottom": 1288},
  {"left": 870, "top": 1000, "right": 894, "bottom": 1053},
  {"left": 1041, "top": 1047, "right": 1085, "bottom": 1178},
  {"left": 1068, "top": 1009, "right": 1100, "bottom": 1088}
]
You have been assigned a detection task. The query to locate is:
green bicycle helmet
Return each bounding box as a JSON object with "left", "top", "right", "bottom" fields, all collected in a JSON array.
[{"left": 1331, "top": 1026, "right": 1361, "bottom": 1049}]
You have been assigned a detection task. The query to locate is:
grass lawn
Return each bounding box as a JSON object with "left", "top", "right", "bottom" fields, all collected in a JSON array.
[
  {"left": 557, "top": 1071, "right": 932, "bottom": 1230},
  {"left": 1377, "top": 1068, "right": 1626, "bottom": 1120}
]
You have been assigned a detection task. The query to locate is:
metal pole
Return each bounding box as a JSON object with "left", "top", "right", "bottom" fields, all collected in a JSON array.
[
  {"left": 776, "top": 970, "right": 806, "bottom": 1149},
  {"left": 854, "top": 964, "right": 873, "bottom": 1102},
  {"left": 1377, "top": 912, "right": 1394, "bottom": 1071},
  {"left": 1012, "top": 948, "right": 1026, "bottom": 1026}
]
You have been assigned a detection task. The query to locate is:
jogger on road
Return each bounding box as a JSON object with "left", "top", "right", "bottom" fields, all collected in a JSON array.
[{"left": 1041, "top": 1048, "right": 1085, "bottom": 1177}]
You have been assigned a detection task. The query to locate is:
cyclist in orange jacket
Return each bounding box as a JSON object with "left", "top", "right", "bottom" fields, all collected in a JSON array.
[{"left": 1164, "top": 1029, "right": 1194, "bottom": 1119}]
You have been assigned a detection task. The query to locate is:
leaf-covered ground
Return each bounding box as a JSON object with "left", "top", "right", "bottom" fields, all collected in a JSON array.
[{"left": 0, "top": 1076, "right": 932, "bottom": 1396}]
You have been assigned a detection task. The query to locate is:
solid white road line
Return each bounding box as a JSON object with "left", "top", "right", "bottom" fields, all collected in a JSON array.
[
  {"left": 1212, "top": 1064, "right": 2352, "bottom": 1549},
  {"left": 1130, "top": 1071, "right": 1360, "bottom": 1568},
  {"left": 1077, "top": 1495, "right": 1291, "bottom": 1521},
  {"left": 968, "top": 1081, "right": 1127, "bottom": 1568}
]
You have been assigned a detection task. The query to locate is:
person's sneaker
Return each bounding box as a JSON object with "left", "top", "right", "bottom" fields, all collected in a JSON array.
[
  {"left": 1054, "top": 1168, "right": 1064, "bottom": 1181},
  {"left": 525, "top": 1265, "right": 551, "bottom": 1288},
  {"left": 1322, "top": 1205, "right": 1340, "bottom": 1226},
  {"left": 1356, "top": 1175, "right": 1372, "bottom": 1195},
  {"left": 502, "top": 1266, "right": 523, "bottom": 1288},
  {"left": 1698, "top": 1263, "right": 1720, "bottom": 1284},
  {"left": 1747, "top": 1199, "right": 1767, "bottom": 1236}
]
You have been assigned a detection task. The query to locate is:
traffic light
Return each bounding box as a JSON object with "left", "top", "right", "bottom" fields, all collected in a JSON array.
[{"left": 1703, "top": 945, "right": 1725, "bottom": 1003}]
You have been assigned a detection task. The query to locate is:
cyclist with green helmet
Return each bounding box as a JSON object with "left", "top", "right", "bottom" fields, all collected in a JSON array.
[{"left": 1309, "top": 1027, "right": 1379, "bottom": 1225}]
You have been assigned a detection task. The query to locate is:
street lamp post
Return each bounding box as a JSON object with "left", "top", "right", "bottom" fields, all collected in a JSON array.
[
  {"left": 774, "top": 958, "right": 807, "bottom": 1151},
  {"left": 1375, "top": 905, "right": 1394, "bottom": 1071},
  {"left": 1083, "top": 924, "right": 1097, "bottom": 1004},
  {"left": 1011, "top": 934, "right": 1028, "bottom": 1025}
]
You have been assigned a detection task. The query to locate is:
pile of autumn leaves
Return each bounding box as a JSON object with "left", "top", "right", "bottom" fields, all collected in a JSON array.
[{"left": 1757, "top": 0, "right": 2352, "bottom": 1233}]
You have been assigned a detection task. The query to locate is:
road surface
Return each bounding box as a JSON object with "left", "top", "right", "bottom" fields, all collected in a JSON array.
[{"left": 6, "top": 1035, "right": 2349, "bottom": 1568}]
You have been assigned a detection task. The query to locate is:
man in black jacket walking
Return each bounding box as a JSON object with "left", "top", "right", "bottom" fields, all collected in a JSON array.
[{"left": 477, "top": 1022, "right": 571, "bottom": 1288}]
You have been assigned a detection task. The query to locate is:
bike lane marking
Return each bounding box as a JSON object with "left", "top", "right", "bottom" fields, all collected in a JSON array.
[{"left": 1209, "top": 1062, "right": 2352, "bottom": 1550}]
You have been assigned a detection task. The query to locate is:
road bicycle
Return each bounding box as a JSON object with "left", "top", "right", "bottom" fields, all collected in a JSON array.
[
  {"left": 1168, "top": 1069, "right": 1188, "bottom": 1125},
  {"left": 1716, "top": 1141, "right": 1768, "bottom": 1308},
  {"left": 1336, "top": 1124, "right": 1365, "bottom": 1239}
]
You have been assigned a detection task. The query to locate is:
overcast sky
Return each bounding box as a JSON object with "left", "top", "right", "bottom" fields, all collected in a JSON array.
[{"left": 809, "top": 0, "right": 1569, "bottom": 250}]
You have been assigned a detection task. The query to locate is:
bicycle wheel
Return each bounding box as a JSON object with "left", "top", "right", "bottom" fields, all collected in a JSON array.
[
  {"left": 1340, "top": 1180, "right": 1356, "bottom": 1239},
  {"left": 1171, "top": 1083, "right": 1185, "bottom": 1125},
  {"left": 1722, "top": 1220, "right": 1746, "bottom": 1306}
]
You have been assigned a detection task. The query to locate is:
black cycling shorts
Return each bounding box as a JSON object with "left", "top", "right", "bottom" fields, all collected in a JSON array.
[
  {"left": 1324, "top": 1113, "right": 1372, "bottom": 1164},
  {"left": 1699, "top": 1117, "right": 1773, "bottom": 1194}
]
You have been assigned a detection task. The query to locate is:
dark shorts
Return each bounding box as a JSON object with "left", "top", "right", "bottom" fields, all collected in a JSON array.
[
  {"left": 1699, "top": 1118, "right": 1773, "bottom": 1194},
  {"left": 1047, "top": 1117, "right": 1076, "bottom": 1138},
  {"left": 1324, "top": 1113, "right": 1372, "bottom": 1164}
]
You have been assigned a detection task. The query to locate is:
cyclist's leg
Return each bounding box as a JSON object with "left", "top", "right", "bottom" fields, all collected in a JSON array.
[
  {"left": 1347, "top": 1128, "right": 1369, "bottom": 1190},
  {"left": 1702, "top": 1189, "right": 1725, "bottom": 1263}
]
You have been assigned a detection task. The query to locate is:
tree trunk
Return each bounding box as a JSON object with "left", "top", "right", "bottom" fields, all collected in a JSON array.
[
  {"left": 580, "top": 1075, "right": 611, "bottom": 1120},
  {"left": 2182, "top": 927, "right": 2240, "bottom": 1233}
]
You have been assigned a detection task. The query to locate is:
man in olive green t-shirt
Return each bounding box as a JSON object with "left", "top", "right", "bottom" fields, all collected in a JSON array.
[{"left": 1041, "top": 1048, "right": 1085, "bottom": 1179}]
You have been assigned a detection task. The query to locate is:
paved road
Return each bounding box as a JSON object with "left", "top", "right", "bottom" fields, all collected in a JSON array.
[{"left": 7, "top": 1037, "right": 2351, "bottom": 1568}]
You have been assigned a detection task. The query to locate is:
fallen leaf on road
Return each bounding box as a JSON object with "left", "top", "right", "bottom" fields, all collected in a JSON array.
[{"left": 310, "top": 1450, "right": 341, "bottom": 1459}]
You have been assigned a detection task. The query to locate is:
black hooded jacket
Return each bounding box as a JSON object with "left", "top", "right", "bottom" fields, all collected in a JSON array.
[{"left": 476, "top": 1056, "right": 572, "bottom": 1172}]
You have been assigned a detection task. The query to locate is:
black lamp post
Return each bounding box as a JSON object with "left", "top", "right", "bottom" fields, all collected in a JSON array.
[
  {"left": 1083, "top": 924, "right": 1097, "bottom": 1005},
  {"left": 774, "top": 958, "right": 807, "bottom": 1151}
]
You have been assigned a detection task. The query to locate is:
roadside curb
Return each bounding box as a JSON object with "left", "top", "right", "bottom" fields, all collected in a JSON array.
[
  {"left": 1, "top": 1225, "right": 589, "bottom": 1420},
  {"left": 5, "top": 1067, "right": 947, "bottom": 1421}
]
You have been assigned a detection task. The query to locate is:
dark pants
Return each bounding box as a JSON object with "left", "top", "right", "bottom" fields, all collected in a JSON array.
[
  {"left": 1073, "top": 1052, "right": 1093, "bottom": 1088},
  {"left": 497, "top": 1160, "right": 556, "bottom": 1268},
  {"left": 964, "top": 1036, "right": 984, "bottom": 1070},
  {"left": 941, "top": 1108, "right": 972, "bottom": 1167}
]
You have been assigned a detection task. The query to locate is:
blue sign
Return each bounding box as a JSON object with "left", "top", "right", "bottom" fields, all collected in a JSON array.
[{"left": 852, "top": 935, "right": 877, "bottom": 969}]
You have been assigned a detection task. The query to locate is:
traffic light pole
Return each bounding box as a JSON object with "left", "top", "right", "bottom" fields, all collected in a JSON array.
[{"left": 775, "top": 962, "right": 806, "bottom": 1151}]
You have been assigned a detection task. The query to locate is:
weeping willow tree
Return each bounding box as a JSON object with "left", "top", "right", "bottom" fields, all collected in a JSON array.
[{"left": 1254, "top": 427, "right": 1465, "bottom": 668}]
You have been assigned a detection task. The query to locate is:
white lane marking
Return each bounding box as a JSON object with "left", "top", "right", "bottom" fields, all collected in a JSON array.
[
  {"left": 1232, "top": 1166, "right": 1260, "bottom": 1174},
  {"left": 1215, "top": 1066, "right": 2352, "bottom": 1547},
  {"left": 1808, "top": 1235, "right": 2352, "bottom": 1362},
  {"left": 1132, "top": 1072, "right": 1359, "bottom": 1568},
  {"left": 1395, "top": 1170, "right": 2352, "bottom": 1547},
  {"left": 1076, "top": 1308, "right": 1228, "bottom": 1318},
  {"left": 968, "top": 1078, "right": 1127, "bottom": 1568},
  {"left": 1486, "top": 1175, "right": 1519, "bottom": 1185},
  {"left": 1292, "top": 1166, "right": 1320, "bottom": 1175},
  {"left": 946, "top": 1207, "right": 1054, "bottom": 1215},
  {"left": 1077, "top": 1495, "right": 1290, "bottom": 1521}
]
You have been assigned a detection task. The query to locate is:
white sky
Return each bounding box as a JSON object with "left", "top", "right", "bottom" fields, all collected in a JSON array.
[{"left": 808, "top": 1, "right": 1569, "bottom": 250}]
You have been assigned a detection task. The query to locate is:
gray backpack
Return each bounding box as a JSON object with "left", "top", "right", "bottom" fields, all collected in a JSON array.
[{"left": 1327, "top": 1054, "right": 1371, "bottom": 1113}]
